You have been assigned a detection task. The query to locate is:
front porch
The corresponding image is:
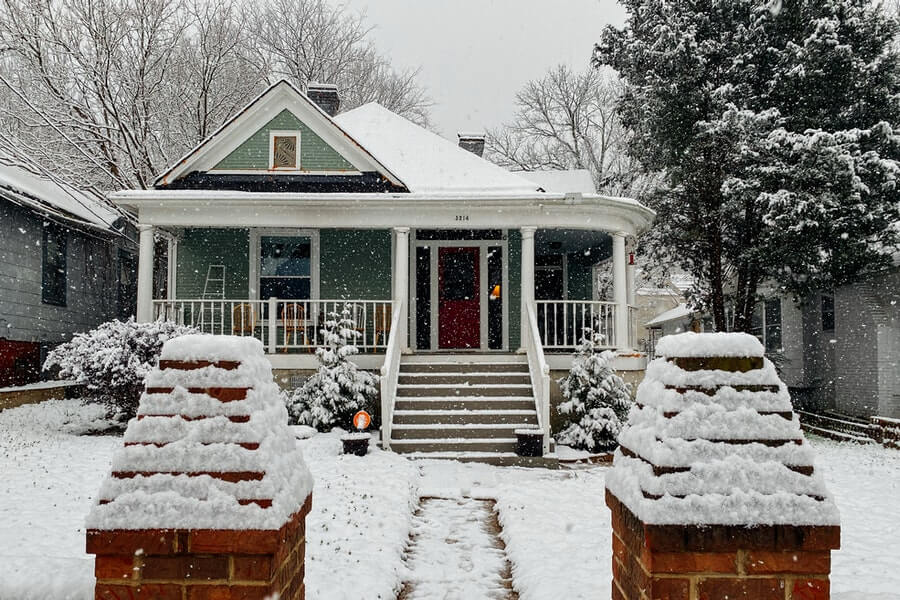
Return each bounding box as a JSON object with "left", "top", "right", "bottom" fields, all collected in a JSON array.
[{"left": 145, "top": 226, "right": 641, "bottom": 369}]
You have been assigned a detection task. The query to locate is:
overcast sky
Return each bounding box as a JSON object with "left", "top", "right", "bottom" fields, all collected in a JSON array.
[{"left": 335, "top": 0, "right": 627, "bottom": 138}]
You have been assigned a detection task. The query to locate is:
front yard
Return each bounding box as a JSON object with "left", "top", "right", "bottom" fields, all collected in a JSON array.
[{"left": 0, "top": 399, "right": 897, "bottom": 600}]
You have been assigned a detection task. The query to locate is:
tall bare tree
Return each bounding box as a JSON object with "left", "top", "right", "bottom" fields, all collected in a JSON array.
[
  {"left": 249, "top": 0, "right": 431, "bottom": 126},
  {"left": 0, "top": 0, "right": 431, "bottom": 194},
  {"left": 485, "top": 64, "right": 651, "bottom": 196}
]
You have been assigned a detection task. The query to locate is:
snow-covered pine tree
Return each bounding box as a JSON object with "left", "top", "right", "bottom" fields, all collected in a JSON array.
[
  {"left": 596, "top": 0, "right": 900, "bottom": 331},
  {"left": 556, "top": 329, "right": 632, "bottom": 452},
  {"left": 286, "top": 304, "right": 378, "bottom": 431}
]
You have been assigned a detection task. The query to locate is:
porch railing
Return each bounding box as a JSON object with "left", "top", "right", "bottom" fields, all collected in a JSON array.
[
  {"left": 379, "top": 299, "right": 405, "bottom": 451},
  {"left": 535, "top": 300, "right": 617, "bottom": 350},
  {"left": 523, "top": 302, "right": 551, "bottom": 454},
  {"left": 152, "top": 298, "right": 394, "bottom": 353}
]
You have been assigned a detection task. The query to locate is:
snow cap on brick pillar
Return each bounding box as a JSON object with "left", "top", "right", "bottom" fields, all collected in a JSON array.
[
  {"left": 606, "top": 331, "right": 840, "bottom": 600},
  {"left": 86, "top": 335, "right": 313, "bottom": 600}
]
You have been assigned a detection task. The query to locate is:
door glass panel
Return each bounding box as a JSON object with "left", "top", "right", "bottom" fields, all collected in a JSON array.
[
  {"left": 416, "top": 246, "right": 431, "bottom": 350},
  {"left": 488, "top": 246, "right": 503, "bottom": 349},
  {"left": 440, "top": 252, "right": 476, "bottom": 300}
]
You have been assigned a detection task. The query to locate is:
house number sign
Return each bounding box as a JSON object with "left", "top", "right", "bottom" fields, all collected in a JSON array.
[{"left": 455, "top": 215, "right": 470, "bottom": 221}]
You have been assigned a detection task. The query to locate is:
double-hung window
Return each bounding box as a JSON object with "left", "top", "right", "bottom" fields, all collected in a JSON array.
[
  {"left": 259, "top": 235, "right": 312, "bottom": 300},
  {"left": 42, "top": 224, "right": 67, "bottom": 306}
]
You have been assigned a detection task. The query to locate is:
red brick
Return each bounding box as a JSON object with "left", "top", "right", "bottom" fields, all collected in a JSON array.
[
  {"left": 791, "top": 578, "right": 830, "bottom": 600},
  {"left": 232, "top": 555, "right": 275, "bottom": 581},
  {"left": 649, "top": 552, "right": 737, "bottom": 575},
  {"left": 745, "top": 551, "right": 830, "bottom": 575},
  {"left": 186, "top": 584, "right": 275, "bottom": 600},
  {"left": 87, "top": 529, "right": 179, "bottom": 556},
  {"left": 142, "top": 555, "right": 229, "bottom": 581},
  {"left": 697, "top": 577, "right": 784, "bottom": 600},
  {"left": 649, "top": 577, "right": 690, "bottom": 600},
  {"left": 95, "top": 556, "right": 138, "bottom": 580},
  {"left": 95, "top": 583, "right": 183, "bottom": 600},
  {"left": 189, "top": 529, "right": 279, "bottom": 554}
]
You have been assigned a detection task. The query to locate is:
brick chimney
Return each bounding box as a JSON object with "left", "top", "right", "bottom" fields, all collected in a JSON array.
[
  {"left": 457, "top": 132, "right": 485, "bottom": 157},
  {"left": 307, "top": 82, "right": 340, "bottom": 116}
]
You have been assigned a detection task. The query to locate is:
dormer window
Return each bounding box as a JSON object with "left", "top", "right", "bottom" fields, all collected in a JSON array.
[{"left": 269, "top": 130, "right": 301, "bottom": 170}]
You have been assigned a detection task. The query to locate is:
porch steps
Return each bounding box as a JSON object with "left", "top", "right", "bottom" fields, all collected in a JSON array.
[{"left": 387, "top": 355, "right": 556, "bottom": 467}]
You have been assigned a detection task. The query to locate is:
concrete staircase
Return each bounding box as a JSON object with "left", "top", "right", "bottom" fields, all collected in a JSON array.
[{"left": 387, "top": 354, "right": 551, "bottom": 466}]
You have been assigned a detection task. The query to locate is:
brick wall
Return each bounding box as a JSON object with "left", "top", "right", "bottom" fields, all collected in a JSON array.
[
  {"left": 608, "top": 491, "right": 837, "bottom": 600},
  {"left": 88, "top": 496, "right": 310, "bottom": 600}
]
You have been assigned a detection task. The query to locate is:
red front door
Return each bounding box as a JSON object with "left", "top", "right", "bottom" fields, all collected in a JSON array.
[{"left": 438, "top": 247, "right": 480, "bottom": 349}]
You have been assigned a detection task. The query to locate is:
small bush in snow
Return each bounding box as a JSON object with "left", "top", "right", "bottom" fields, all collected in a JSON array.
[
  {"left": 555, "top": 329, "right": 632, "bottom": 452},
  {"left": 286, "top": 305, "right": 378, "bottom": 431},
  {"left": 43, "top": 318, "right": 197, "bottom": 422}
]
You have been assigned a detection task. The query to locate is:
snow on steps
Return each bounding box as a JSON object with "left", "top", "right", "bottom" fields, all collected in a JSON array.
[
  {"left": 796, "top": 409, "right": 877, "bottom": 444},
  {"left": 388, "top": 355, "right": 556, "bottom": 467}
]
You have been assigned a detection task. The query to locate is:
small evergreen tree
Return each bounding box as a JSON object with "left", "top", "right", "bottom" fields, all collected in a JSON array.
[
  {"left": 556, "top": 329, "right": 632, "bottom": 452},
  {"left": 286, "top": 305, "right": 378, "bottom": 431}
]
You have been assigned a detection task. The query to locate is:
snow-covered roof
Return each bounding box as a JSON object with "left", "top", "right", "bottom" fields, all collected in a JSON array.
[
  {"left": 517, "top": 169, "right": 596, "bottom": 194},
  {"left": 0, "top": 159, "right": 119, "bottom": 229},
  {"left": 646, "top": 303, "right": 696, "bottom": 327},
  {"left": 334, "top": 103, "right": 541, "bottom": 194}
]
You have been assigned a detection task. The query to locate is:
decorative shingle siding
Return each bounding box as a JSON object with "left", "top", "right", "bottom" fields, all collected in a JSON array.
[
  {"left": 175, "top": 228, "right": 250, "bottom": 299},
  {"left": 320, "top": 230, "right": 391, "bottom": 299},
  {"left": 214, "top": 110, "right": 355, "bottom": 172},
  {"left": 0, "top": 200, "right": 126, "bottom": 344}
]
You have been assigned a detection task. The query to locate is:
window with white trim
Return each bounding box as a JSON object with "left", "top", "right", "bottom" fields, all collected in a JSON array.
[
  {"left": 259, "top": 235, "right": 311, "bottom": 299},
  {"left": 269, "top": 130, "right": 300, "bottom": 170}
]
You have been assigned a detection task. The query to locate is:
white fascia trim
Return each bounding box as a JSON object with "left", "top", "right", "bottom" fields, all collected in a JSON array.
[
  {"left": 206, "top": 170, "right": 364, "bottom": 176},
  {"left": 153, "top": 80, "right": 405, "bottom": 188}
]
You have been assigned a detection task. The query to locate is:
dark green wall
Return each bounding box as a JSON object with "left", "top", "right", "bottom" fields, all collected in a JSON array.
[
  {"left": 320, "top": 230, "right": 391, "bottom": 299},
  {"left": 176, "top": 228, "right": 250, "bottom": 299},
  {"left": 215, "top": 109, "right": 355, "bottom": 171}
]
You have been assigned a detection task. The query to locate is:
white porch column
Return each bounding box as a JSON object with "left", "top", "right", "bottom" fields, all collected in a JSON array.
[
  {"left": 393, "top": 227, "right": 410, "bottom": 352},
  {"left": 136, "top": 224, "right": 155, "bottom": 323},
  {"left": 626, "top": 243, "right": 636, "bottom": 307},
  {"left": 520, "top": 226, "right": 536, "bottom": 351},
  {"left": 612, "top": 231, "right": 630, "bottom": 351}
]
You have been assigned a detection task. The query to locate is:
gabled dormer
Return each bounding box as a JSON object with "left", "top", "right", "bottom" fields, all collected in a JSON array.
[{"left": 154, "top": 80, "right": 407, "bottom": 193}]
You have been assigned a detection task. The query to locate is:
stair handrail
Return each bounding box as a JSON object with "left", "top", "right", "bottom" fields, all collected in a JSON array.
[
  {"left": 524, "top": 301, "right": 552, "bottom": 454},
  {"left": 379, "top": 298, "right": 405, "bottom": 451}
]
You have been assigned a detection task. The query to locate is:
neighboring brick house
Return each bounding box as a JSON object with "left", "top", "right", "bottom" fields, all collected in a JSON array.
[{"left": 0, "top": 158, "right": 136, "bottom": 386}]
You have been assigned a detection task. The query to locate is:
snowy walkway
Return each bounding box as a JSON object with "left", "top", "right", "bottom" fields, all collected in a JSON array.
[
  {"left": 1, "top": 399, "right": 899, "bottom": 599},
  {"left": 399, "top": 497, "right": 517, "bottom": 600}
]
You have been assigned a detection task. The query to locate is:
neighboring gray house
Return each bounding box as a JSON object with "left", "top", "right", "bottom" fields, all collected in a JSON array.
[
  {"left": 644, "top": 272, "right": 899, "bottom": 420},
  {"left": 0, "top": 158, "right": 136, "bottom": 386}
]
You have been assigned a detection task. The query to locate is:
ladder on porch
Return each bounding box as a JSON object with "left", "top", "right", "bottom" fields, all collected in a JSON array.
[{"left": 199, "top": 265, "right": 225, "bottom": 331}]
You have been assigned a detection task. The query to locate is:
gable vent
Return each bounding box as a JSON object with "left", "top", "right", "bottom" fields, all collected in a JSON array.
[{"left": 306, "top": 82, "right": 340, "bottom": 117}]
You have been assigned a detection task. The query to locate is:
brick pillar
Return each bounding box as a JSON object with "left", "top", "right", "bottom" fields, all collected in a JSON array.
[
  {"left": 86, "top": 336, "right": 313, "bottom": 600},
  {"left": 607, "top": 332, "right": 840, "bottom": 600}
]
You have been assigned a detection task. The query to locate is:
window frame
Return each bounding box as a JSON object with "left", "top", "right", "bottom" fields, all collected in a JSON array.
[
  {"left": 41, "top": 223, "right": 68, "bottom": 307},
  {"left": 268, "top": 130, "right": 301, "bottom": 171},
  {"left": 249, "top": 228, "right": 319, "bottom": 301},
  {"left": 821, "top": 293, "right": 835, "bottom": 332}
]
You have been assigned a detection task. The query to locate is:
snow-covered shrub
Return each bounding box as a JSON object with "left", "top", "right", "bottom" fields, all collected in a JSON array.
[
  {"left": 555, "top": 329, "right": 632, "bottom": 452},
  {"left": 285, "top": 305, "right": 378, "bottom": 431},
  {"left": 43, "top": 318, "right": 197, "bottom": 422}
]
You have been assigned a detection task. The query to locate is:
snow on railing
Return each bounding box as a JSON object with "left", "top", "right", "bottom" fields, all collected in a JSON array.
[
  {"left": 524, "top": 302, "right": 551, "bottom": 454},
  {"left": 535, "top": 300, "right": 617, "bottom": 350},
  {"left": 379, "top": 299, "right": 405, "bottom": 451},
  {"left": 152, "top": 298, "right": 393, "bottom": 353}
]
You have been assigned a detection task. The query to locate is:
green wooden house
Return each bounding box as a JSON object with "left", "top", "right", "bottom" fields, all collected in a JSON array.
[{"left": 111, "top": 80, "right": 654, "bottom": 460}]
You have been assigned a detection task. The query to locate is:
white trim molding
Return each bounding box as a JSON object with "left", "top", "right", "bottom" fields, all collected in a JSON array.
[
  {"left": 268, "top": 130, "right": 302, "bottom": 170},
  {"left": 248, "top": 228, "right": 320, "bottom": 302}
]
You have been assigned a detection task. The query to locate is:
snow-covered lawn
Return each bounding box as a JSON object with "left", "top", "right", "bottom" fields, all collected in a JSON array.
[{"left": 1, "top": 399, "right": 898, "bottom": 600}]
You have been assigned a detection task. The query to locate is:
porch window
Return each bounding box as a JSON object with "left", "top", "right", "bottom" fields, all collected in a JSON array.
[
  {"left": 259, "top": 235, "right": 311, "bottom": 299},
  {"left": 41, "top": 224, "right": 67, "bottom": 306}
]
